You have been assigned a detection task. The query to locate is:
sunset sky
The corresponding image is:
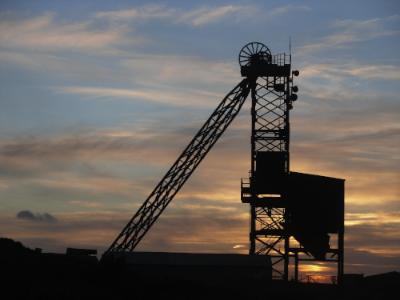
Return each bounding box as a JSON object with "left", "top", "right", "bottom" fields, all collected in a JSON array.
[{"left": 0, "top": 0, "right": 399, "bottom": 277}]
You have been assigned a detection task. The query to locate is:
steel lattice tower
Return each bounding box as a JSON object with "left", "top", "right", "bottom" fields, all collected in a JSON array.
[
  {"left": 250, "top": 74, "right": 291, "bottom": 280},
  {"left": 240, "top": 43, "right": 297, "bottom": 280},
  {"left": 240, "top": 43, "right": 343, "bottom": 282}
]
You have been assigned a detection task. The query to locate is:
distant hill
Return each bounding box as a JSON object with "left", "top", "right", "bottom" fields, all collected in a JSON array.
[{"left": 0, "top": 237, "right": 36, "bottom": 256}]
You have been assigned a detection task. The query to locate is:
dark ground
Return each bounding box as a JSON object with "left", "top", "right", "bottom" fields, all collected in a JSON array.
[{"left": 1, "top": 238, "right": 398, "bottom": 299}]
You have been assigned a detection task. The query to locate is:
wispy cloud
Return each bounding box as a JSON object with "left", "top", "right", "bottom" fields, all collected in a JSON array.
[
  {"left": 299, "top": 15, "right": 400, "bottom": 54},
  {"left": 0, "top": 13, "right": 129, "bottom": 52},
  {"left": 95, "top": 4, "right": 252, "bottom": 27},
  {"left": 178, "top": 5, "right": 247, "bottom": 26},
  {"left": 346, "top": 212, "right": 400, "bottom": 226},
  {"left": 94, "top": 4, "right": 310, "bottom": 27},
  {"left": 120, "top": 54, "right": 238, "bottom": 88},
  {"left": 301, "top": 63, "right": 400, "bottom": 81},
  {"left": 51, "top": 52, "right": 239, "bottom": 107},
  {"left": 56, "top": 85, "right": 221, "bottom": 108},
  {"left": 266, "top": 4, "right": 311, "bottom": 18},
  {"left": 95, "top": 5, "right": 175, "bottom": 21}
]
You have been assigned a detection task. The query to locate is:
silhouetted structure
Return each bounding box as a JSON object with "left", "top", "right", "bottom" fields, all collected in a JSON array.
[
  {"left": 239, "top": 42, "right": 344, "bottom": 281},
  {"left": 239, "top": 42, "right": 297, "bottom": 280},
  {"left": 102, "top": 41, "right": 344, "bottom": 283}
]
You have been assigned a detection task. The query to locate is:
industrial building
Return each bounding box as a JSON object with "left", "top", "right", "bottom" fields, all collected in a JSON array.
[{"left": 105, "top": 252, "right": 272, "bottom": 282}]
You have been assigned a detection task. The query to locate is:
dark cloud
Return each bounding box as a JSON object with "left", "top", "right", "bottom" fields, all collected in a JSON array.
[
  {"left": 345, "top": 247, "right": 400, "bottom": 274},
  {"left": 346, "top": 223, "right": 400, "bottom": 249},
  {"left": 16, "top": 210, "right": 57, "bottom": 223}
]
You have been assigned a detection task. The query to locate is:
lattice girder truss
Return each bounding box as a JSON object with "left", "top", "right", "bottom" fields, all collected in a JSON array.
[{"left": 106, "top": 79, "right": 251, "bottom": 254}]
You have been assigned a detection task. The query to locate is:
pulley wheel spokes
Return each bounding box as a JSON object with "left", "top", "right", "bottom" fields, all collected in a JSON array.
[{"left": 239, "top": 42, "right": 271, "bottom": 67}]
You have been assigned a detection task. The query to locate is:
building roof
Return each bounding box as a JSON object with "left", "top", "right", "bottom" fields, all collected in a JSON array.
[{"left": 110, "top": 251, "right": 271, "bottom": 267}]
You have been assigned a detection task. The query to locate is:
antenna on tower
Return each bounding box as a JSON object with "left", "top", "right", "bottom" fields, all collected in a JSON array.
[{"left": 289, "top": 36, "right": 292, "bottom": 64}]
